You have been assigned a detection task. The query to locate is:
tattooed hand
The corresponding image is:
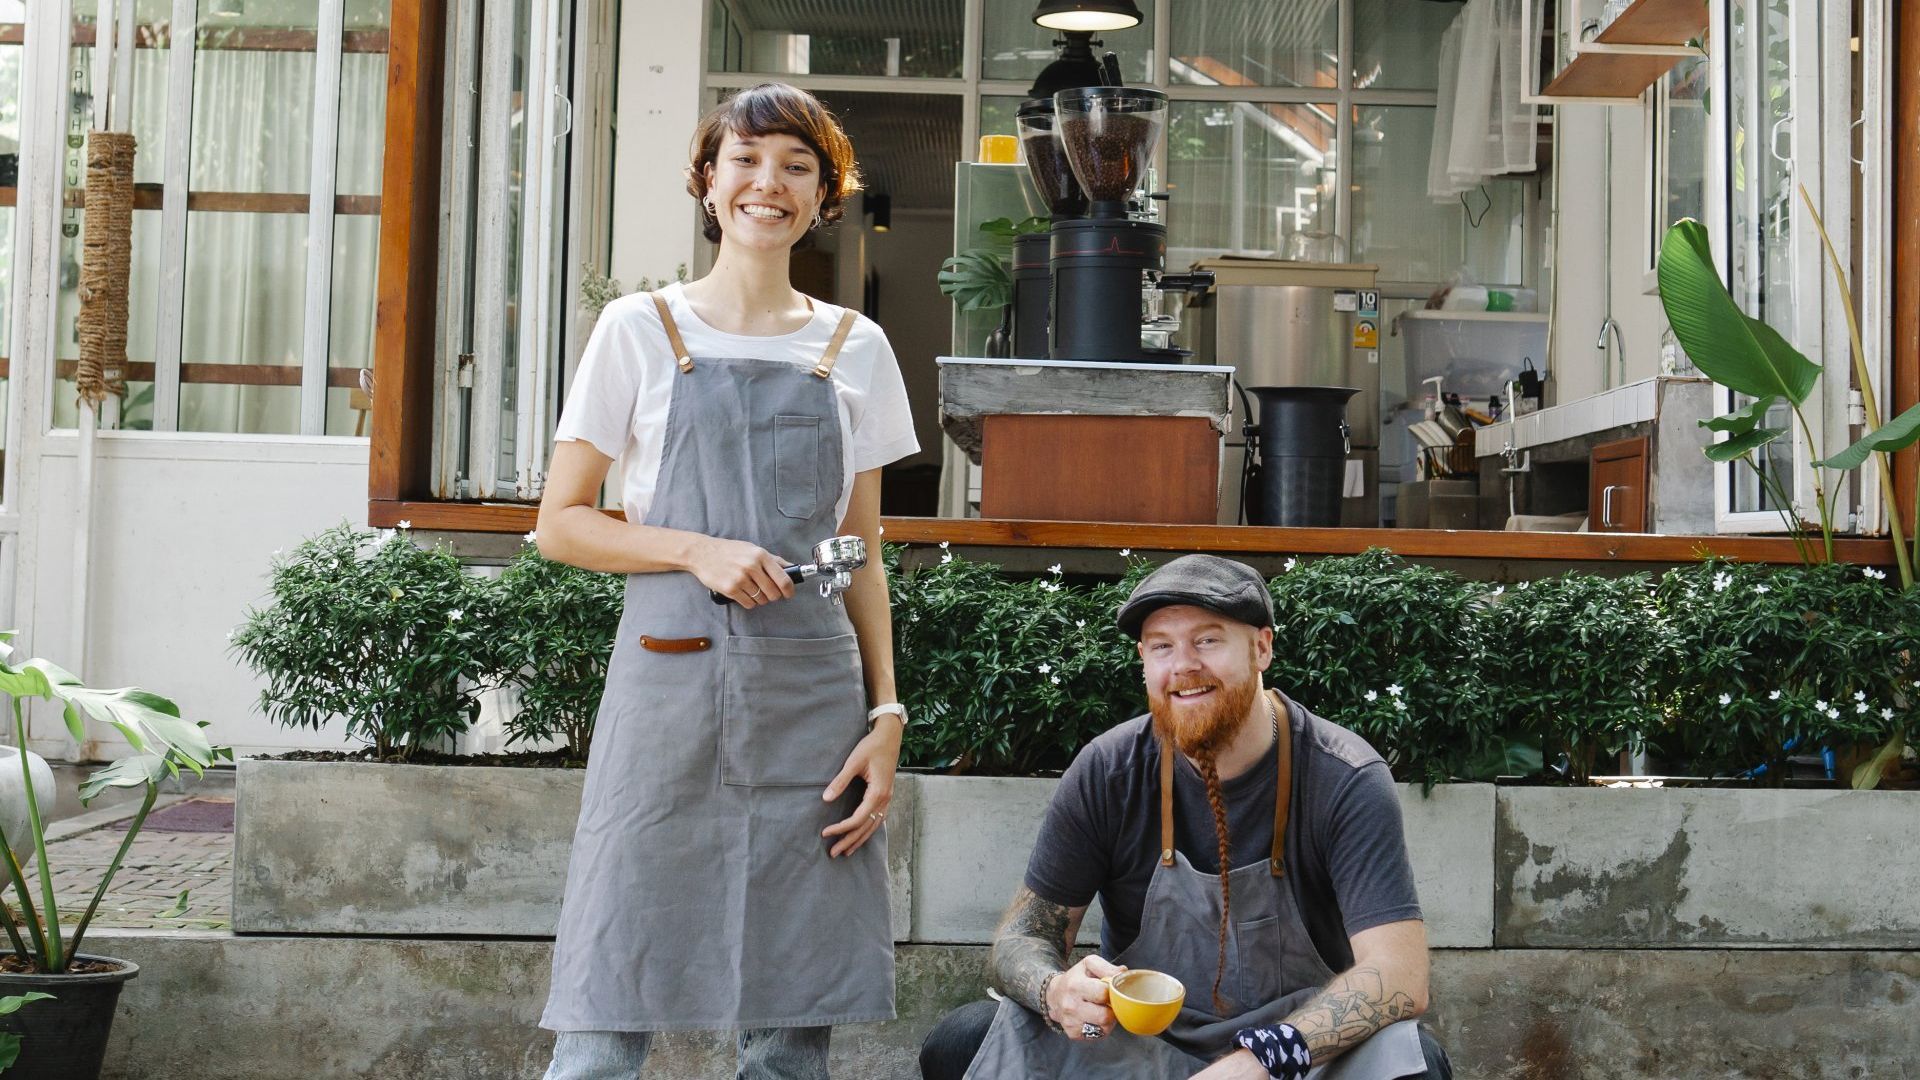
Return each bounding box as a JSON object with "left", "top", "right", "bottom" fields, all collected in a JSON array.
[
  {"left": 989, "top": 886, "right": 1093, "bottom": 1034},
  {"left": 1285, "top": 967, "right": 1420, "bottom": 1060}
]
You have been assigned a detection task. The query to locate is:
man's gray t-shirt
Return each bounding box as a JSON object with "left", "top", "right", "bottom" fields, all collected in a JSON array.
[{"left": 1024, "top": 696, "right": 1422, "bottom": 971}]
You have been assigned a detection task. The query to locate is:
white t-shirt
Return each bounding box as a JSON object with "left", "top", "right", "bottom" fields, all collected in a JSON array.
[{"left": 553, "top": 282, "right": 920, "bottom": 526}]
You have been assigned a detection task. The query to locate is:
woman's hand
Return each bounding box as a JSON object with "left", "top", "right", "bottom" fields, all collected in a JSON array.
[
  {"left": 686, "top": 538, "right": 795, "bottom": 608},
  {"left": 821, "top": 716, "right": 903, "bottom": 857}
]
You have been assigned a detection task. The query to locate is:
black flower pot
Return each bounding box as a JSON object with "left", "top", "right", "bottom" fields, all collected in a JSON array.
[{"left": 0, "top": 955, "right": 138, "bottom": 1079}]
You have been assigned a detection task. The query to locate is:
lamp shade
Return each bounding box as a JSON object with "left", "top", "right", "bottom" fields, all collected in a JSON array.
[{"left": 1032, "top": 0, "right": 1143, "bottom": 32}]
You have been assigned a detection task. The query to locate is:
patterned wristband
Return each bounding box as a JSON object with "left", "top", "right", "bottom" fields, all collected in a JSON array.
[{"left": 1233, "top": 1023, "right": 1312, "bottom": 1080}]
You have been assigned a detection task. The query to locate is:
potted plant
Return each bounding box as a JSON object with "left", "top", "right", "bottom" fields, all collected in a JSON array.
[
  {"left": 0, "top": 631, "right": 227, "bottom": 1077},
  {"left": 491, "top": 542, "right": 623, "bottom": 763}
]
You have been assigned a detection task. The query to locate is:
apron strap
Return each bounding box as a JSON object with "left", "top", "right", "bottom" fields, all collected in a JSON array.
[
  {"left": 1155, "top": 691, "right": 1295, "bottom": 875},
  {"left": 1267, "top": 689, "right": 1293, "bottom": 877},
  {"left": 1158, "top": 740, "right": 1175, "bottom": 867},
  {"left": 650, "top": 292, "right": 694, "bottom": 373},
  {"left": 812, "top": 309, "right": 858, "bottom": 379}
]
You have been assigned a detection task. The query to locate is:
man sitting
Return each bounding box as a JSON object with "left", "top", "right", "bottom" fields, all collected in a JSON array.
[{"left": 920, "top": 555, "right": 1451, "bottom": 1079}]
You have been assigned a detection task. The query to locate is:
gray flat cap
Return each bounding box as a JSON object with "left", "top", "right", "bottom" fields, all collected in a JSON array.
[{"left": 1116, "top": 554, "right": 1274, "bottom": 639}]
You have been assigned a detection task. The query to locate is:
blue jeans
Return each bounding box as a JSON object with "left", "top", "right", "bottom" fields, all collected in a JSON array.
[{"left": 544, "top": 1027, "right": 833, "bottom": 1080}]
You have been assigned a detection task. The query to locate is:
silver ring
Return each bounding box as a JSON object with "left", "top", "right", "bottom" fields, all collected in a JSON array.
[
  {"left": 1081, "top": 1023, "right": 1104, "bottom": 1040},
  {"left": 868, "top": 811, "right": 885, "bottom": 822}
]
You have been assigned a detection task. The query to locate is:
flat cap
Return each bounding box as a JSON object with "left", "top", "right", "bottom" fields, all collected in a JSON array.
[{"left": 1115, "top": 554, "right": 1274, "bottom": 639}]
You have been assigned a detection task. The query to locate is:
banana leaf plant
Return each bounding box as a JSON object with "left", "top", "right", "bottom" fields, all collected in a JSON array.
[
  {"left": 1657, "top": 200, "right": 1919, "bottom": 588},
  {"left": 0, "top": 631, "right": 229, "bottom": 973}
]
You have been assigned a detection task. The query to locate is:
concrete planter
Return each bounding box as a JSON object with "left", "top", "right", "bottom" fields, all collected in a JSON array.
[
  {"left": 232, "top": 759, "right": 917, "bottom": 938},
  {"left": 1495, "top": 785, "right": 1920, "bottom": 948}
]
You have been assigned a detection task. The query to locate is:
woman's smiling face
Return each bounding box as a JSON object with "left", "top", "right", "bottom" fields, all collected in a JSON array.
[{"left": 703, "top": 130, "right": 826, "bottom": 251}]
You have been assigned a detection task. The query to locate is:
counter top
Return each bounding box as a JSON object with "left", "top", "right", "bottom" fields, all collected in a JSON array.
[
  {"left": 1475, "top": 376, "right": 1710, "bottom": 457},
  {"left": 936, "top": 357, "right": 1235, "bottom": 461}
]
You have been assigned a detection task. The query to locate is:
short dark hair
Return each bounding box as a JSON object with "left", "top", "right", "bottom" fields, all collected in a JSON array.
[{"left": 685, "top": 83, "right": 862, "bottom": 243}]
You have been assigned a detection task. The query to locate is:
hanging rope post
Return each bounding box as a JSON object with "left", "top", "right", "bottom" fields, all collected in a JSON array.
[{"left": 75, "top": 130, "right": 137, "bottom": 408}]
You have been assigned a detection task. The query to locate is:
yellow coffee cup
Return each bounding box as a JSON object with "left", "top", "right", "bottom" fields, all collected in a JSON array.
[{"left": 1103, "top": 969, "right": 1185, "bottom": 1036}]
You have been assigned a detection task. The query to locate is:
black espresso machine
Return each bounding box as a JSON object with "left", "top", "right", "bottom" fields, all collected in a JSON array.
[{"left": 1011, "top": 87, "right": 1211, "bottom": 362}]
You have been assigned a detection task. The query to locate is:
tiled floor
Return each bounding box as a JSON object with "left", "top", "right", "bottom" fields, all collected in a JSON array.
[{"left": 10, "top": 798, "right": 233, "bottom": 932}]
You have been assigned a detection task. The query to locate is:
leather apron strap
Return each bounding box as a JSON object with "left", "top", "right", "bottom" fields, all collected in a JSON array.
[
  {"left": 650, "top": 292, "right": 695, "bottom": 373},
  {"left": 813, "top": 309, "right": 858, "bottom": 379},
  {"left": 1157, "top": 688, "right": 1292, "bottom": 876}
]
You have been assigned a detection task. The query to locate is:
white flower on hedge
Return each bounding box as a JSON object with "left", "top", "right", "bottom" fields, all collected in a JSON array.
[
  {"left": 397, "top": 519, "right": 412, "bottom": 530},
  {"left": 1119, "top": 548, "right": 1131, "bottom": 556},
  {"left": 524, "top": 530, "right": 538, "bottom": 543},
  {"left": 1769, "top": 690, "right": 1781, "bottom": 701},
  {"left": 1815, "top": 699, "right": 1829, "bottom": 711},
  {"left": 1753, "top": 583, "right": 1769, "bottom": 594},
  {"left": 1712, "top": 572, "right": 1731, "bottom": 592},
  {"left": 1856, "top": 702, "right": 1869, "bottom": 714},
  {"left": 1364, "top": 690, "right": 1378, "bottom": 703},
  {"left": 1283, "top": 558, "right": 1297, "bottom": 572},
  {"left": 1037, "top": 663, "right": 1052, "bottom": 674},
  {"left": 1826, "top": 706, "right": 1841, "bottom": 720},
  {"left": 1049, "top": 563, "right": 1063, "bottom": 575},
  {"left": 450, "top": 610, "right": 464, "bottom": 622},
  {"left": 1490, "top": 585, "right": 1504, "bottom": 597},
  {"left": 1882, "top": 708, "right": 1895, "bottom": 721},
  {"left": 939, "top": 540, "right": 950, "bottom": 549},
  {"left": 1386, "top": 683, "right": 1403, "bottom": 697},
  {"left": 1392, "top": 698, "right": 1407, "bottom": 712},
  {"left": 1863, "top": 566, "right": 1887, "bottom": 580},
  {"left": 941, "top": 553, "right": 953, "bottom": 564},
  {"left": 1050, "top": 675, "right": 1061, "bottom": 686},
  {"left": 1854, "top": 690, "right": 1866, "bottom": 701},
  {"left": 1718, "top": 693, "right": 1731, "bottom": 706},
  {"left": 1075, "top": 620, "right": 1086, "bottom": 629}
]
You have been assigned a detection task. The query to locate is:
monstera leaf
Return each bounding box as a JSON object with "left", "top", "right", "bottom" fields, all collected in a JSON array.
[
  {"left": 938, "top": 248, "right": 1013, "bottom": 312},
  {"left": 1658, "top": 219, "right": 1821, "bottom": 406}
]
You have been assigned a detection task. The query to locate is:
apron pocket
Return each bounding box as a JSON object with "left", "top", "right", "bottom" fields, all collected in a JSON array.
[
  {"left": 1233, "top": 914, "right": 1288, "bottom": 1009},
  {"left": 773, "top": 414, "right": 822, "bottom": 520},
  {"left": 720, "top": 633, "right": 865, "bottom": 787}
]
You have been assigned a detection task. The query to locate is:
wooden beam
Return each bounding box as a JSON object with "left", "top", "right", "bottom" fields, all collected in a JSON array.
[
  {"left": 369, "top": 0, "right": 444, "bottom": 504},
  {"left": 360, "top": 502, "right": 1901, "bottom": 566},
  {"left": 1896, "top": 1, "right": 1919, "bottom": 534}
]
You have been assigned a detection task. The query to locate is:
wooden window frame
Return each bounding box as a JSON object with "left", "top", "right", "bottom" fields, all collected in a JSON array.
[{"left": 365, "top": 0, "right": 1913, "bottom": 566}]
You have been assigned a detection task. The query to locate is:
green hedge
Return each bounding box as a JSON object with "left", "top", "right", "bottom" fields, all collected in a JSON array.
[{"left": 238, "top": 530, "right": 1919, "bottom": 781}]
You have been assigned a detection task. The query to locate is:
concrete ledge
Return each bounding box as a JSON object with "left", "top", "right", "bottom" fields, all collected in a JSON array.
[
  {"left": 909, "top": 775, "right": 1104, "bottom": 945},
  {"left": 1400, "top": 783, "right": 1494, "bottom": 948},
  {"left": 87, "top": 931, "right": 1920, "bottom": 1079},
  {"left": 1496, "top": 787, "right": 1920, "bottom": 947}
]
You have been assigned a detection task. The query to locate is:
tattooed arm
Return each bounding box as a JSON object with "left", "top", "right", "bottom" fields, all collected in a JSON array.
[
  {"left": 989, "top": 886, "right": 1124, "bottom": 1040},
  {"left": 1281, "top": 919, "right": 1429, "bottom": 1065}
]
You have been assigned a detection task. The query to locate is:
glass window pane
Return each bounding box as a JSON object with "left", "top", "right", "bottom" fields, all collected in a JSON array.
[
  {"left": 982, "top": 0, "right": 1153, "bottom": 86},
  {"left": 53, "top": 0, "right": 168, "bottom": 430},
  {"left": 1350, "top": 105, "right": 1525, "bottom": 283},
  {"left": 192, "top": 3, "right": 316, "bottom": 194},
  {"left": 326, "top": 4, "right": 387, "bottom": 437},
  {"left": 707, "top": 0, "right": 961, "bottom": 79},
  {"left": 1656, "top": 55, "right": 1708, "bottom": 254},
  {"left": 1352, "top": 0, "right": 1461, "bottom": 91},
  {"left": 178, "top": 209, "right": 308, "bottom": 433},
  {"left": 1165, "top": 99, "right": 1337, "bottom": 266},
  {"left": 980, "top": 94, "right": 1023, "bottom": 139},
  {"left": 1170, "top": 0, "right": 1334, "bottom": 89}
]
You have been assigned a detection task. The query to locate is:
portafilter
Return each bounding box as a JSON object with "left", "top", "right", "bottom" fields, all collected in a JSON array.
[{"left": 709, "top": 535, "right": 868, "bottom": 606}]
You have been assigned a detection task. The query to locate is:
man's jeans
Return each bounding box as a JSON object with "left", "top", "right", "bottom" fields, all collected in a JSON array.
[{"left": 543, "top": 1027, "right": 832, "bottom": 1080}]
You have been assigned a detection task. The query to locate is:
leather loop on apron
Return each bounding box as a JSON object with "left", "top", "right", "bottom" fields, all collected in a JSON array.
[
  {"left": 814, "top": 310, "right": 857, "bottom": 379},
  {"left": 543, "top": 296, "right": 893, "bottom": 1034}
]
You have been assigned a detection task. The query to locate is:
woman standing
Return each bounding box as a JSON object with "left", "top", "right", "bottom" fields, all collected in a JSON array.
[{"left": 536, "top": 83, "right": 919, "bottom": 1079}]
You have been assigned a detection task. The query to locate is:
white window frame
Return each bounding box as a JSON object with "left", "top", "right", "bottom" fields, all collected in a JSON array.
[
  {"left": 20, "top": 0, "right": 363, "bottom": 438},
  {"left": 1709, "top": 0, "right": 1873, "bottom": 535}
]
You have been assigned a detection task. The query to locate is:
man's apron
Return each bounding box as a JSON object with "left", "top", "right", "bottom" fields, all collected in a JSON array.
[
  {"left": 962, "top": 691, "right": 1425, "bottom": 1079},
  {"left": 541, "top": 295, "right": 894, "bottom": 1032}
]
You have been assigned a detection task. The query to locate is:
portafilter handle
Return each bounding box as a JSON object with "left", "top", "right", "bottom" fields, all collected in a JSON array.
[{"left": 708, "top": 535, "right": 869, "bottom": 606}]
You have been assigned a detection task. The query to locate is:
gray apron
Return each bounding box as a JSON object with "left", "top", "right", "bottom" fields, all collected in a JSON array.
[
  {"left": 541, "top": 295, "right": 893, "bottom": 1033},
  {"left": 962, "top": 691, "right": 1425, "bottom": 1079}
]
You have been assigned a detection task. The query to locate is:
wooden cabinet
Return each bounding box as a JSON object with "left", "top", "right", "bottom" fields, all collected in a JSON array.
[
  {"left": 1589, "top": 437, "right": 1649, "bottom": 533},
  {"left": 979, "top": 415, "right": 1220, "bottom": 524}
]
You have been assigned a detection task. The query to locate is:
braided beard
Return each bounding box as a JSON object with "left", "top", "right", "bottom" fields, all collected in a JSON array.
[{"left": 1147, "top": 652, "right": 1261, "bottom": 1015}]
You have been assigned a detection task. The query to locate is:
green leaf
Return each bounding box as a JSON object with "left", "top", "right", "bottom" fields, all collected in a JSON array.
[
  {"left": 1704, "top": 427, "right": 1787, "bottom": 463},
  {"left": 1850, "top": 732, "right": 1905, "bottom": 791},
  {"left": 78, "top": 754, "right": 172, "bottom": 801},
  {"left": 0, "top": 1030, "right": 19, "bottom": 1071},
  {"left": 1814, "top": 400, "right": 1920, "bottom": 472},
  {"left": 937, "top": 248, "right": 1013, "bottom": 311},
  {"left": 158, "top": 890, "right": 190, "bottom": 919},
  {"left": 0, "top": 993, "right": 53, "bottom": 1018},
  {"left": 1658, "top": 219, "right": 1821, "bottom": 404},
  {"left": 1700, "top": 394, "right": 1779, "bottom": 435}
]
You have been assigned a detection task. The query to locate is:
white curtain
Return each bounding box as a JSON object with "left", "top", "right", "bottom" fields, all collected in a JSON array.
[{"left": 1428, "top": 0, "right": 1538, "bottom": 201}]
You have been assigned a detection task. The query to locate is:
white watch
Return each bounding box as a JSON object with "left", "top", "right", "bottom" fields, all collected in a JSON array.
[{"left": 867, "top": 703, "right": 908, "bottom": 727}]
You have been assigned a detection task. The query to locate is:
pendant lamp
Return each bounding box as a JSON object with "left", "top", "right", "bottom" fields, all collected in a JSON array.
[{"left": 1031, "top": 0, "right": 1143, "bottom": 33}]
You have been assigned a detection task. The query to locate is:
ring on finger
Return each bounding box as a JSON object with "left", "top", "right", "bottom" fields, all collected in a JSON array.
[
  {"left": 1081, "top": 1023, "right": 1104, "bottom": 1040},
  {"left": 868, "top": 811, "right": 886, "bottom": 823}
]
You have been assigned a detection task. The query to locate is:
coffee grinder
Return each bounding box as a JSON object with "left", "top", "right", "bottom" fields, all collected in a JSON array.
[
  {"left": 1047, "top": 86, "right": 1210, "bottom": 362},
  {"left": 1011, "top": 98, "right": 1085, "bottom": 360}
]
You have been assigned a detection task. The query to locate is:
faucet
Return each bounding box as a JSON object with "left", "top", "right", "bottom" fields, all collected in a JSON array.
[{"left": 1596, "top": 317, "right": 1626, "bottom": 389}]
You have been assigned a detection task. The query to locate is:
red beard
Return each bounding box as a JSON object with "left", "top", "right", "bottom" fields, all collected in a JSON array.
[{"left": 1147, "top": 658, "right": 1262, "bottom": 763}]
